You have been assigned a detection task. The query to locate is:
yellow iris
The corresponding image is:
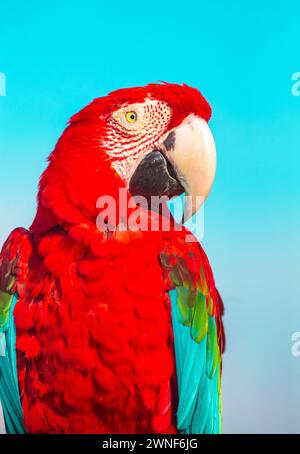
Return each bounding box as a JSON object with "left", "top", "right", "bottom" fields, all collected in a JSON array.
[{"left": 125, "top": 111, "right": 138, "bottom": 124}]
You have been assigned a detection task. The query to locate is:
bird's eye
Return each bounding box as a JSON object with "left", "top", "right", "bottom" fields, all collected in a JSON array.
[{"left": 125, "top": 111, "right": 138, "bottom": 124}]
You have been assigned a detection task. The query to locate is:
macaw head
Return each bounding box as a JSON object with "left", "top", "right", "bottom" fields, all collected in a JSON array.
[{"left": 32, "top": 83, "right": 216, "bottom": 232}]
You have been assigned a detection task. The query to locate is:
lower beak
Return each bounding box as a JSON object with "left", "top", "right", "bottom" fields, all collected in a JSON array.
[
  {"left": 161, "top": 116, "right": 216, "bottom": 220},
  {"left": 129, "top": 116, "right": 216, "bottom": 221}
]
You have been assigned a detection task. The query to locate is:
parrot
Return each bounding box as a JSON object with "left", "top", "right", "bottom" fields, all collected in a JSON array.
[{"left": 0, "top": 82, "right": 225, "bottom": 434}]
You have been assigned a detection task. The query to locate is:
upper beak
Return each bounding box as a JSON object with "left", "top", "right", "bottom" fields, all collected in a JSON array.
[
  {"left": 129, "top": 115, "right": 216, "bottom": 221},
  {"left": 161, "top": 116, "right": 216, "bottom": 220}
]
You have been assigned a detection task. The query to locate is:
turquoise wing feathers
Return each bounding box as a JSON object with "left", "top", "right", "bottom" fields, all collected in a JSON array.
[
  {"left": 0, "top": 228, "right": 32, "bottom": 434},
  {"left": 161, "top": 246, "right": 225, "bottom": 434},
  {"left": 0, "top": 294, "right": 25, "bottom": 433},
  {"left": 170, "top": 290, "right": 222, "bottom": 434}
]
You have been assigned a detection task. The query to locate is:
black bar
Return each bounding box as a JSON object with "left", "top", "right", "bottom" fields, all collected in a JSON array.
[{"left": 0, "top": 434, "right": 300, "bottom": 450}]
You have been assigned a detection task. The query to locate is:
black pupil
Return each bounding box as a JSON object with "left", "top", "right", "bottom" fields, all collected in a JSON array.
[{"left": 130, "top": 113, "right": 135, "bottom": 120}]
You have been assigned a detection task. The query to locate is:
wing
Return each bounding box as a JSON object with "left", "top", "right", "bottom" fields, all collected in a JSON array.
[
  {"left": 0, "top": 228, "right": 32, "bottom": 434},
  {"left": 160, "top": 240, "right": 225, "bottom": 434}
]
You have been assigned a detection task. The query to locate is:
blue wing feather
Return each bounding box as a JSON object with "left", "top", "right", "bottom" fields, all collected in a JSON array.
[
  {"left": 170, "top": 289, "right": 222, "bottom": 434},
  {"left": 0, "top": 294, "right": 25, "bottom": 434}
]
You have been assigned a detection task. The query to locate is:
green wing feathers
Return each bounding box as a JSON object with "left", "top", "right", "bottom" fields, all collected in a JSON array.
[
  {"left": 160, "top": 245, "right": 225, "bottom": 434},
  {"left": 0, "top": 228, "right": 32, "bottom": 433}
]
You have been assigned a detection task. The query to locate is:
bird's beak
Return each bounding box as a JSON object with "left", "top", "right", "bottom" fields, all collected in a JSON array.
[
  {"left": 129, "top": 115, "right": 216, "bottom": 221},
  {"left": 161, "top": 116, "right": 216, "bottom": 220}
]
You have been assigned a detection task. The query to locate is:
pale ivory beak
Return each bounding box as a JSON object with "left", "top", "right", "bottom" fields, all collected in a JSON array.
[{"left": 162, "top": 116, "right": 216, "bottom": 221}]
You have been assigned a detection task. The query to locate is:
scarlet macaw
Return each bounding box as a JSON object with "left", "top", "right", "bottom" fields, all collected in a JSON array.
[{"left": 0, "top": 83, "right": 225, "bottom": 434}]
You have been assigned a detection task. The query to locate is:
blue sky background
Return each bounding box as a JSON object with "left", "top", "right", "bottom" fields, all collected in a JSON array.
[{"left": 0, "top": 0, "right": 300, "bottom": 433}]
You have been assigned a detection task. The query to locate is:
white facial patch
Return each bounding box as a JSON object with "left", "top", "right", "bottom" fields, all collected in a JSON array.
[{"left": 103, "top": 99, "right": 172, "bottom": 183}]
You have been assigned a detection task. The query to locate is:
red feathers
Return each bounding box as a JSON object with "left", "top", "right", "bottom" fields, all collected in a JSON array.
[
  {"left": 12, "top": 224, "right": 178, "bottom": 433},
  {"left": 70, "top": 82, "right": 212, "bottom": 125},
  {"left": 7, "top": 222, "right": 224, "bottom": 433},
  {"left": 31, "top": 83, "right": 211, "bottom": 234},
  {"left": 0, "top": 83, "right": 223, "bottom": 433}
]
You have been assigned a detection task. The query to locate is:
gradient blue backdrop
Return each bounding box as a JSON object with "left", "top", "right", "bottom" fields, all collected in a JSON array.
[{"left": 0, "top": 0, "right": 300, "bottom": 434}]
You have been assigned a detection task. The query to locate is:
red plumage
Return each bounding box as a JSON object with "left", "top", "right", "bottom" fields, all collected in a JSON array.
[{"left": 0, "top": 83, "right": 224, "bottom": 433}]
